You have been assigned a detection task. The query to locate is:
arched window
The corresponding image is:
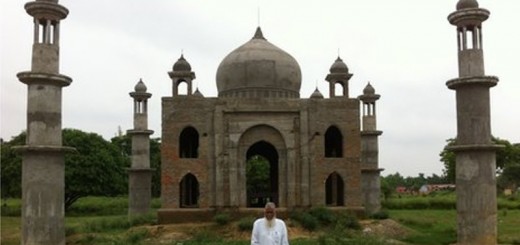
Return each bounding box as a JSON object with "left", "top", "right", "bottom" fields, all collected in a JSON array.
[
  {"left": 177, "top": 80, "right": 189, "bottom": 95},
  {"left": 325, "top": 172, "right": 344, "bottom": 206},
  {"left": 325, "top": 126, "right": 343, "bottom": 158},
  {"left": 179, "top": 173, "right": 199, "bottom": 208},
  {"left": 179, "top": 127, "right": 199, "bottom": 158},
  {"left": 334, "top": 82, "right": 345, "bottom": 97}
]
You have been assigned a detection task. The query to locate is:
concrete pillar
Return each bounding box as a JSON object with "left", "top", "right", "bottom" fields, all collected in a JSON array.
[
  {"left": 16, "top": 1, "right": 72, "bottom": 244},
  {"left": 447, "top": 1, "right": 501, "bottom": 244},
  {"left": 358, "top": 83, "right": 383, "bottom": 215},
  {"left": 128, "top": 79, "right": 154, "bottom": 216}
]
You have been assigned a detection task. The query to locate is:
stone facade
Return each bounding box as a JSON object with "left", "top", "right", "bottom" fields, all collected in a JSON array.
[{"left": 159, "top": 27, "right": 381, "bottom": 223}]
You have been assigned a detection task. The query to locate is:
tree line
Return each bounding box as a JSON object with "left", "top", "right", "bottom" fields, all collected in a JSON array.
[
  {"left": 1, "top": 129, "right": 161, "bottom": 210},
  {"left": 383, "top": 137, "right": 520, "bottom": 198},
  {"left": 3, "top": 129, "right": 519, "bottom": 208}
]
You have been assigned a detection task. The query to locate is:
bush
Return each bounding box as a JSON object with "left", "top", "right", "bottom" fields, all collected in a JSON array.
[
  {"left": 213, "top": 213, "right": 231, "bottom": 225},
  {"left": 369, "top": 210, "right": 389, "bottom": 220},
  {"left": 309, "top": 206, "right": 335, "bottom": 225},
  {"left": 298, "top": 212, "right": 318, "bottom": 231},
  {"left": 336, "top": 212, "right": 361, "bottom": 230},
  {"left": 237, "top": 216, "right": 255, "bottom": 231}
]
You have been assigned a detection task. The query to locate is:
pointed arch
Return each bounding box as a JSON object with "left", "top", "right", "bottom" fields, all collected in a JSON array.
[
  {"left": 325, "top": 172, "right": 344, "bottom": 206},
  {"left": 246, "top": 141, "right": 278, "bottom": 207},
  {"left": 325, "top": 126, "right": 343, "bottom": 158},
  {"left": 177, "top": 79, "right": 189, "bottom": 95},
  {"left": 179, "top": 126, "right": 199, "bottom": 158},
  {"left": 334, "top": 82, "right": 345, "bottom": 97},
  {"left": 179, "top": 173, "right": 199, "bottom": 208}
]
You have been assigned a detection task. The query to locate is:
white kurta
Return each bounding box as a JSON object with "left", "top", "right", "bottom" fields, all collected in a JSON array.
[{"left": 251, "top": 218, "right": 289, "bottom": 245}]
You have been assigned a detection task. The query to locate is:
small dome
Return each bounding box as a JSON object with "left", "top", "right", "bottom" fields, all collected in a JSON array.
[
  {"left": 193, "top": 88, "right": 204, "bottom": 97},
  {"left": 135, "top": 79, "right": 147, "bottom": 93},
  {"left": 310, "top": 88, "right": 324, "bottom": 99},
  {"left": 363, "top": 82, "right": 375, "bottom": 95},
  {"left": 329, "top": 57, "right": 349, "bottom": 73},
  {"left": 456, "top": 0, "right": 479, "bottom": 10},
  {"left": 173, "top": 54, "right": 192, "bottom": 72},
  {"left": 216, "top": 27, "right": 302, "bottom": 98}
]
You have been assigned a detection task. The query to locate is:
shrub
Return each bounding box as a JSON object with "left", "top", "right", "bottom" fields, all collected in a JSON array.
[
  {"left": 369, "top": 210, "right": 389, "bottom": 220},
  {"left": 336, "top": 212, "right": 361, "bottom": 230},
  {"left": 126, "top": 228, "right": 150, "bottom": 244},
  {"left": 298, "top": 212, "right": 318, "bottom": 231},
  {"left": 237, "top": 216, "right": 255, "bottom": 231},
  {"left": 309, "top": 206, "right": 335, "bottom": 225},
  {"left": 213, "top": 212, "right": 231, "bottom": 225}
]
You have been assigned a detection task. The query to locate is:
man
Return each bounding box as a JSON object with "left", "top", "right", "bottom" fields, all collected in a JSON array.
[{"left": 251, "top": 202, "right": 289, "bottom": 245}]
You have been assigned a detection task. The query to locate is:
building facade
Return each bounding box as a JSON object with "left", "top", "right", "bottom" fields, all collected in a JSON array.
[{"left": 159, "top": 27, "right": 382, "bottom": 222}]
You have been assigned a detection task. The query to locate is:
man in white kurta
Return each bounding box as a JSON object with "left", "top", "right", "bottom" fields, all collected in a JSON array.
[{"left": 251, "top": 202, "right": 289, "bottom": 245}]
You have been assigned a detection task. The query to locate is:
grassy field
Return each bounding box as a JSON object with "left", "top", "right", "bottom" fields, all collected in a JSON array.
[{"left": 2, "top": 196, "right": 520, "bottom": 244}]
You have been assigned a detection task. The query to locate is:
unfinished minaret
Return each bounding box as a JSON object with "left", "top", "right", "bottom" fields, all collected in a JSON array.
[
  {"left": 15, "top": 0, "right": 72, "bottom": 244},
  {"left": 128, "top": 79, "right": 154, "bottom": 216},
  {"left": 447, "top": 0, "right": 500, "bottom": 244},
  {"left": 359, "top": 83, "right": 383, "bottom": 214}
]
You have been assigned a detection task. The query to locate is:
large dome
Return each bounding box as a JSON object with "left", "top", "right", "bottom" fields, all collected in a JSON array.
[{"left": 216, "top": 27, "right": 302, "bottom": 98}]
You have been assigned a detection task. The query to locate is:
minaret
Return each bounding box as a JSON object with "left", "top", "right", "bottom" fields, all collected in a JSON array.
[
  {"left": 325, "top": 56, "right": 353, "bottom": 98},
  {"left": 358, "top": 83, "right": 383, "bottom": 214},
  {"left": 168, "top": 54, "right": 195, "bottom": 96},
  {"left": 15, "top": 0, "right": 73, "bottom": 244},
  {"left": 127, "top": 79, "right": 154, "bottom": 216},
  {"left": 447, "top": 0, "right": 500, "bottom": 244}
]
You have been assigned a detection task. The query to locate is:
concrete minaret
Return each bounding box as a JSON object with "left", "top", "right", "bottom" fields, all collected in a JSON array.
[
  {"left": 15, "top": 0, "right": 72, "bottom": 244},
  {"left": 447, "top": 0, "right": 500, "bottom": 244},
  {"left": 127, "top": 79, "right": 154, "bottom": 216},
  {"left": 358, "top": 83, "right": 383, "bottom": 214},
  {"left": 325, "top": 56, "right": 353, "bottom": 98}
]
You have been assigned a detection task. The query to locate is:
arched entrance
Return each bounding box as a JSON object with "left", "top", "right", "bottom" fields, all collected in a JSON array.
[
  {"left": 246, "top": 141, "right": 279, "bottom": 207},
  {"left": 179, "top": 173, "right": 199, "bottom": 208},
  {"left": 325, "top": 172, "right": 344, "bottom": 206}
]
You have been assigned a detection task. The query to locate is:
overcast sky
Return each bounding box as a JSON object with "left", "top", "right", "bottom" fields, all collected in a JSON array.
[{"left": 1, "top": 0, "right": 518, "bottom": 177}]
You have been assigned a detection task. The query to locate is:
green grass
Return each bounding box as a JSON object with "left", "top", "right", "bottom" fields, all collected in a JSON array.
[
  {"left": 390, "top": 209, "right": 457, "bottom": 245},
  {"left": 3, "top": 196, "right": 520, "bottom": 244}
]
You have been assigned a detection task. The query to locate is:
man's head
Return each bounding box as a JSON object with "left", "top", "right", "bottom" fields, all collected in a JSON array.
[{"left": 264, "top": 202, "right": 276, "bottom": 220}]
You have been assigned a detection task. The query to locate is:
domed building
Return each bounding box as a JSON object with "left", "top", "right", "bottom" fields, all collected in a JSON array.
[{"left": 159, "top": 27, "right": 383, "bottom": 222}]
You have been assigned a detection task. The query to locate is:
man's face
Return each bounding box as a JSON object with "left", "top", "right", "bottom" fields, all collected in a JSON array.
[{"left": 265, "top": 207, "right": 275, "bottom": 220}]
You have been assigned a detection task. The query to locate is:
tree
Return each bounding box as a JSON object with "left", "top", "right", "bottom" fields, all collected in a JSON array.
[
  {"left": 1, "top": 129, "right": 128, "bottom": 209},
  {"left": 64, "top": 128, "right": 128, "bottom": 209},
  {"left": 1, "top": 132, "right": 25, "bottom": 198},
  {"left": 440, "top": 137, "right": 520, "bottom": 184},
  {"left": 110, "top": 135, "right": 162, "bottom": 197}
]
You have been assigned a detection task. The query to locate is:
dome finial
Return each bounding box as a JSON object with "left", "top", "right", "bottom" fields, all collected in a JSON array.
[
  {"left": 456, "top": 0, "right": 479, "bottom": 10},
  {"left": 253, "top": 26, "right": 266, "bottom": 40}
]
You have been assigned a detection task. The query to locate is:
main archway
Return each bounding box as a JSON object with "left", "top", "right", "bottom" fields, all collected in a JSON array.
[
  {"left": 246, "top": 141, "right": 278, "bottom": 207},
  {"left": 238, "top": 125, "right": 287, "bottom": 207}
]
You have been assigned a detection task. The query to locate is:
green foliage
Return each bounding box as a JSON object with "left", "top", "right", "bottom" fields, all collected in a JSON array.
[
  {"left": 0, "top": 132, "right": 25, "bottom": 198},
  {"left": 0, "top": 129, "right": 161, "bottom": 210},
  {"left": 308, "top": 206, "right": 335, "bottom": 225},
  {"left": 237, "top": 216, "right": 255, "bottom": 231},
  {"left": 369, "top": 210, "right": 389, "bottom": 220},
  {"left": 298, "top": 212, "right": 318, "bottom": 231},
  {"left": 64, "top": 128, "right": 128, "bottom": 209},
  {"left": 440, "top": 137, "right": 520, "bottom": 184},
  {"left": 214, "top": 212, "right": 231, "bottom": 225},
  {"left": 390, "top": 210, "right": 457, "bottom": 245},
  {"left": 335, "top": 212, "right": 361, "bottom": 230},
  {"left": 110, "top": 135, "right": 162, "bottom": 197},
  {"left": 246, "top": 155, "right": 270, "bottom": 197}
]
